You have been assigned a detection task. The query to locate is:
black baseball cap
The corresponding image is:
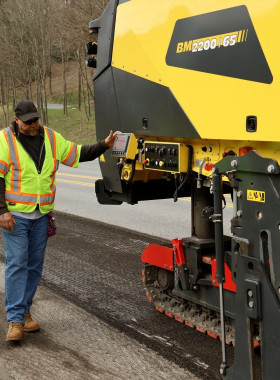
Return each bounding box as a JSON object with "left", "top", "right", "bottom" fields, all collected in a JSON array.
[{"left": 15, "top": 100, "right": 40, "bottom": 122}]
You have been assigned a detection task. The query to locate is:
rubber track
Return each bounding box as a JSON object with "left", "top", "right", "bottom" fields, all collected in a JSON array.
[{"left": 142, "top": 269, "right": 261, "bottom": 348}]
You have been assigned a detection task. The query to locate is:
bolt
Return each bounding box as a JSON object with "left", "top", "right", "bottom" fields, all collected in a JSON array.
[
  {"left": 248, "top": 290, "right": 253, "bottom": 297},
  {"left": 237, "top": 191, "right": 242, "bottom": 198},
  {"left": 267, "top": 165, "right": 275, "bottom": 173},
  {"left": 231, "top": 160, "right": 238, "bottom": 168},
  {"left": 237, "top": 210, "right": 242, "bottom": 217},
  {"left": 248, "top": 300, "right": 254, "bottom": 309}
]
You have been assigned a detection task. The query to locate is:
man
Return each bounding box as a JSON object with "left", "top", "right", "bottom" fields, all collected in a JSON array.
[{"left": 0, "top": 100, "right": 118, "bottom": 342}]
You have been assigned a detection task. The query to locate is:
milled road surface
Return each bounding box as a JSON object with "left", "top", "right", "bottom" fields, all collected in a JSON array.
[{"left": 0, "top": 212, "right": 233, "bottom": 379}]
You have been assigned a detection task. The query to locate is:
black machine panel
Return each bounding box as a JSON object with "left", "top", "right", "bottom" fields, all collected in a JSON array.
[{"left": 144, "top": 142, "right": 188, "bottom": 173}]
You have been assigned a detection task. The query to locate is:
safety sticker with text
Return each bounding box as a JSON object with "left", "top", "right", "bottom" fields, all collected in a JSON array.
[{"left": 247, "top": 190, "right": 265, "bottom": 203}]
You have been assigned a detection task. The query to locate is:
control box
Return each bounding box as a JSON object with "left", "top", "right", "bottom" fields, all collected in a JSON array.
[
  {"left": 111, "top": 133, "right": 138, "bottom": 160},
  {"left": 143, "top": 142, "right": 189, "bottom": 173}
]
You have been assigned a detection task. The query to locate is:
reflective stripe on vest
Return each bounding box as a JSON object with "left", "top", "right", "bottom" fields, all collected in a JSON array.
[
  {"left": 44, "top": 127, "right": 57, "bottom": 194},
  {"left": 0, "top": 159, "right": 9, "bottom": 176},
  {"left": 50, "top": 171, "right": 56, "bottom": 194},
  {"left": 40, "top": 193, "right": 55, "bottom": 205},
  {"left": 5, "top": 191, "right": 37, "bottom": 205},
  {"left": 4, "top": 128, "right": 21, "bottom": 193},
  {"left": 44, "top": 127, "right": 56, "bottom": 160},
  {"left": 62, "top": 142, "right": 78, "bottom": 166}
]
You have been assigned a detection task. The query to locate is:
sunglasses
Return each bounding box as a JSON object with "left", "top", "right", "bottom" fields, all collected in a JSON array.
[{"left": 24, "top": 117, "right": 39, "bottom": 125}]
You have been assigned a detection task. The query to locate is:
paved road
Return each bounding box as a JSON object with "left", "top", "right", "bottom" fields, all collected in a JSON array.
[
  {"left": 0, "top": 263, "right": 199, "bottom": 380},
  {"left": 47, "top": 104, "right": 63, "bottom": 109}
]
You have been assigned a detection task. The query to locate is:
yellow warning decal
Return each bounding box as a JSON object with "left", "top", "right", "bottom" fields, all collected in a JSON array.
[
  {"left": 247, "top": 190, "right": 265, "bottom": 203},
  {"left": 99, "top": 154, "right": 105, "bottom": 162}
]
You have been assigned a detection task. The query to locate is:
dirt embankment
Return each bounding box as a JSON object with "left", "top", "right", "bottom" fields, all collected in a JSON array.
[{"left": 46, "top": 60, "right": 93, "bottom": 102}]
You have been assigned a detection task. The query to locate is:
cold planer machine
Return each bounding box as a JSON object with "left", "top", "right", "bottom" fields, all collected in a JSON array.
[{"left": 87, "top": 0, "right": 280, "bottom": 378}]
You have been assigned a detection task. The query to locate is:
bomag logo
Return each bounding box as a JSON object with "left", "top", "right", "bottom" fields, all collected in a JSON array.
[{"left": 166, "top": 6, "right": 272, "bottom": 84}]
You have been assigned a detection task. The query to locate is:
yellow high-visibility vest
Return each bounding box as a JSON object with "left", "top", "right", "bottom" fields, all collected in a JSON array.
[{"left": 0, "top": 126, "right": 81, "bottom": 214}]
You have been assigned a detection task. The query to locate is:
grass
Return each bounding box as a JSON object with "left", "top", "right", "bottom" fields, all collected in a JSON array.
[
  {"left": 49, "top": 90, "right": 81, "bottom": 106},
  {"left": 0, "top": 104, "right": 97, "bottom": 145},
  {"left": 47, "top": 106, "right": 96, "bottom": 144}
]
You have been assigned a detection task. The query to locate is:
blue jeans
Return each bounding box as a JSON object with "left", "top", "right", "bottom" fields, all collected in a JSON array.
[{"left": 2, "top": 215, "right": 48, "bottom": 323}]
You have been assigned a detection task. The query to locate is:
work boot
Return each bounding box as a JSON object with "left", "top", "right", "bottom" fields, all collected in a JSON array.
[
  {"left": 6, "top": 322, "right": 24, "bottom": 341},
  {"left": 24, "top": 313, "right": 40, "bottom": 332}
]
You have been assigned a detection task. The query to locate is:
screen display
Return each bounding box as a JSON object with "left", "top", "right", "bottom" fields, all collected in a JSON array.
[
  {"left": 112, "top": 134, "right": 130, "bottom": 156},
  {"left": 115, "top": 135, "right": 127, "bottom": 151}
]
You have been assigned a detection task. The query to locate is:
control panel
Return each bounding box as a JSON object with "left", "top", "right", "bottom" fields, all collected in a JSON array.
[
  {"left": 143, "top": 142, "right": 189, "bottom": 173},
  {"left": 111, "top": 133, "right": 138, "bottom": 160}
]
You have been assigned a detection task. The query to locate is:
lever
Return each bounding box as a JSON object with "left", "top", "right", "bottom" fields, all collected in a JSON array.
[{"left": 212, "top": 168, "right": 228, "bottom": 376}]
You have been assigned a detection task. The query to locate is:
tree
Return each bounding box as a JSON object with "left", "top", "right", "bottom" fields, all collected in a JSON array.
[{"left": 0, "top": 0, "right": 110, "bottom": 126}]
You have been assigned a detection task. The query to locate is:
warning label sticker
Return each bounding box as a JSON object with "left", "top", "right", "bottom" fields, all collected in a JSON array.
[{"left": 247, "top": 190, "right": 265, "bottom": 203}]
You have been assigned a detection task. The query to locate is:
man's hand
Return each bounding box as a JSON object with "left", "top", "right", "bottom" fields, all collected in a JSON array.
[
  {"left": 104, "top": 130, "right": 121, "bottom": 147},
  {"left": 0, "top": 212, "right": 16, "bottom": 231}
]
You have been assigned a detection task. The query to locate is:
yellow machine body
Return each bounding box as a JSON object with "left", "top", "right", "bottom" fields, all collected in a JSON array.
[{"left": 112, "top": 0, "right": 279, "bottom": 142}]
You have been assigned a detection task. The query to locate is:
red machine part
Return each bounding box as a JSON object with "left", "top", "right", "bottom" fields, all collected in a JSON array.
[
  {"left": 172, "top": 238, "right": 186, "bottom": 267},
  {"left": 204, "top": 163, "right": 214, "bottom": 171},
  {"left": 239, "top": 146, "right": 253, "bottom": 156},
  {"left": 141, "top": 244, "right": 174, "bottom": 271},
  {"left": 210, "top": 258, "right": 236, "bottom": 292},
  {"left": 141, "top": 242, "right": 237, "bottom": 294}
]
